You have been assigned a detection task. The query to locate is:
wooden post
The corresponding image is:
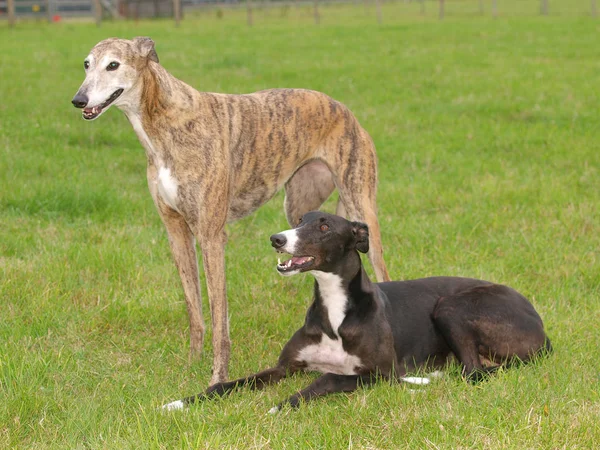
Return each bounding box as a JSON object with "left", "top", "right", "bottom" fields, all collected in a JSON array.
[
  {"left": 246, "top": 0, "right": 252, "bottom": 26},
  {"left": 94, "top": 0, "right": 101, "bottom": 26},
  {"left": 492, "top": 0, "right": 497, "bottom": 18},
  {"left": 8, "top": 0, "right": 15, "bottom": 27},
  {"left": 593, "top": 0, "right": 598, "bottom": 17},
  {"left": 375, "top": 0, "right": 382, "bottom": 24},
  {"left": 313, "top": 0, "right": 319, "bottom": 24},
  {"left": 439, "top": 0, "right": 444, "bottom": 19},
  {"left": 173, "top": 0, "right": 181, "bottom": 27},
  {"left": 540, "top": 0, "right": 548, "bottom": 15}
]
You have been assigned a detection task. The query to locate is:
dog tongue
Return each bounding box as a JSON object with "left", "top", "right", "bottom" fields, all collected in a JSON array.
[{"left": 291, "top": 256, "right": 311, "bottom": 265}]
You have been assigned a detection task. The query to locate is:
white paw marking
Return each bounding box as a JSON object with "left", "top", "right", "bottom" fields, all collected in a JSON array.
[
  {"left": 162, "top": 400, "right": 185, "bottom": 411},
  {"left": 268, "top": 406, "right": 280, "bottom": 415},
  {"left": 401, "top": 376, "right": 431, "bottom": 385}
]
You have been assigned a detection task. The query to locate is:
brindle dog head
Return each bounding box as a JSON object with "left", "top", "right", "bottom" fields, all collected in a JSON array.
[
  {"left": 71, "top": 37, "right": 159, "bottom": 121},
  {"left": 270, "top": 211, "right": 369, "bottom": 277}
]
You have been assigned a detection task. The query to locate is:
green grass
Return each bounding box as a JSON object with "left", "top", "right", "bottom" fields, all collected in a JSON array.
[{"left": 1, "top": 1, "right": 600, "bottom": 447}]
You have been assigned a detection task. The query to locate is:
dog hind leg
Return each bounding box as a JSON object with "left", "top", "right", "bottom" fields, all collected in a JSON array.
[
  {"left": 433, "top": 285, "right": 548, "bottom": 382},
  {"left": 329, "top": 131, "right": 390, "bottom": 282},
  {"left": 283, "top": 160, "right": 336, "bottom": 227}
]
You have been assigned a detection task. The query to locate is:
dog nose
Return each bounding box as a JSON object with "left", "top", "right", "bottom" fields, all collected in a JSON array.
[
  {"left": 270, "top": 234, "right": 287, "bottom": 249},
  {"left": 71, "top": 93, "right": 89, "bottom": 109}
]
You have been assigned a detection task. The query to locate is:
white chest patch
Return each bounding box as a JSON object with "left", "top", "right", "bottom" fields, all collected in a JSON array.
[
  {"left": 157, "top": 167, "right": 180, "bottom": 212},
  {"left": 297, "top": 334, "right": 362, "bottom": 375},
  {"left": 312, "top": 271, "right": 347, "bottom": 334}
]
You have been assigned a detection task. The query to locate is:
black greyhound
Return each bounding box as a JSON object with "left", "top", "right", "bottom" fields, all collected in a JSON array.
[{"left": 163, "top": 212, "right": 551, "bottom": 412}]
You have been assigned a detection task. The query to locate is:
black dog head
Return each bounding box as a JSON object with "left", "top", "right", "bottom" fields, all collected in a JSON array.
[{"left": 270, "top": 211, "right": 369, "bottom": 276}]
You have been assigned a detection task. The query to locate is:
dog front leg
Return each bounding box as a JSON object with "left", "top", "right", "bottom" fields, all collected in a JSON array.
[
  {"left": 200, "top": 232, "right": 231, "bottom": 385},
  {"left": 271, "top": 373, "right": 374, "bottom": 412},
  {"left": 162, "top": 365, "right": 291, "bottom": 411},
  {"left": 160, "top": 211, "right": 205, "bottom": 360}
]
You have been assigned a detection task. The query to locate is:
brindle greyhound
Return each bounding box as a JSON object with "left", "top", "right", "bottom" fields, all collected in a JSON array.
[
  {"left": 71, "top": 37, "right": 390, "bottom": 384},
  {"left": 162, "top": 212, "right": 551, "bottom": 412}
]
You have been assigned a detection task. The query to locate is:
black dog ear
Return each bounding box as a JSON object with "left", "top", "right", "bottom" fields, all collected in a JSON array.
[
  {"left": 133, "top": 37, "right": 159, "bottom": 63},
  {"left": 351, "top": 221, "right": 369, "bottom": 253}
]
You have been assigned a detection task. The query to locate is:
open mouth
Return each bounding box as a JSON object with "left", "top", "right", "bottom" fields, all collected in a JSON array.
[
  {"left": 82, "top": 88, "right": 124, "bottom": 120},
  {"left": 276, "top": 255, "right": 315, "bottom": 274}
]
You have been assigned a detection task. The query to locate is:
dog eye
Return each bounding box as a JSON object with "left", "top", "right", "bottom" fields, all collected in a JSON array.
[
  {"left": 107, "top": 61, "right": 120, "bottom": 71},
  {"left": 84, "top": 61, "right": 90, "bottom": 70},
  {"left": 320, "top": 224, "right": 329, "bottom": 232}
]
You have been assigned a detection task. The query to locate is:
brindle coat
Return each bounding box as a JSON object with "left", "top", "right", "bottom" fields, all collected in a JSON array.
[{"left": 72, "top": 37, "right": 390, "bottom": 384}]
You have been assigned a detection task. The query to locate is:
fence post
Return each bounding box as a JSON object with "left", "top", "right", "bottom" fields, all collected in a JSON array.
[
  {"left": 479, "top": 0, "right": 484, "bottom": 14},
  {"left": 246, "top": 0, "right": 252, "bottom": 26},
  {"left": 94, "top": 0, "right": 102, "bottom": 26},
  {"left": 375, "top": 0, "right": 382, "bottom": 24},
  {"left": 313, "top": 0, "right": 319, "bottom": 24},
  {"left": 8, "top": 0, "right": 15, "bottom": 26},
  {"left": 593, "top": 0, "right": 598, "bottom": 17},
  {"left": 492, "top": 0, "right": 497, "bottom": 18},
  {"left": 540, "top": 0, "right": 548, "bottom": 15},
  {"left": 439, "top": 0, "right": 444, "bottom": 19},
  {"left": 173, "top": 0, "right": 181, "bottom": 26},
  {"left": 420, "top": 0, "right": 425, "bottom": 15}
]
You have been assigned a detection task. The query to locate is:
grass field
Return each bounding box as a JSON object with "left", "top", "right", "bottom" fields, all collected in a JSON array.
[{"left": 1, "top": 1, "right": 600, "bottom": 448}]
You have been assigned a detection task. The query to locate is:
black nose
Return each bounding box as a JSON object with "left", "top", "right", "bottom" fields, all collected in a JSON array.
[
  {"left": 71, "top": 93, "right": 89, "bottom": 109},
  {"left": 270, "top": 234, "right": 287, "bottom": 249}
]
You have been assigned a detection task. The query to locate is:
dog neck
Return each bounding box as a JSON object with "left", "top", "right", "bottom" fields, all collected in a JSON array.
[
  {"left": 118, "top": 63, "right": 197, "bottom": 163},
  {"left": 310, "top": 252, "right": 375, "bottom": 338},
  {"left": 118, "top": 63, "right": 179, "bottom": 120}
]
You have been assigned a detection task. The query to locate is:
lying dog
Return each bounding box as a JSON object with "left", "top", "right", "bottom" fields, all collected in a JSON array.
[{"left": 163, "top": 212, "right": 551, "bottom": 411}]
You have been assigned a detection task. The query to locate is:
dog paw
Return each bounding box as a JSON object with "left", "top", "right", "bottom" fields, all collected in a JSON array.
[
  {"left": 162, "top": 400, "right": 185, "bottom": 411},
  {"left": 267, "top": 406, "right": 280, "bottom": 415},
  {"left": 400, "top": 376, "right": 431, "bottom": 385}
]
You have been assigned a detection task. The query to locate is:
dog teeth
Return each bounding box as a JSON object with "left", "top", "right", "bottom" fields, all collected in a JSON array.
[{"left": 278, "top": 257, "right": 282, "bottom": 265}]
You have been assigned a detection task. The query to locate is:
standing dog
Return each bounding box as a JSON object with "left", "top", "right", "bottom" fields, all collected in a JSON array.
[
  {"left": 71, "top": 37, "right": 390, "bottom": 384},
  {"left": 163, "top": 212, "right": 551, "bottom": 412}
]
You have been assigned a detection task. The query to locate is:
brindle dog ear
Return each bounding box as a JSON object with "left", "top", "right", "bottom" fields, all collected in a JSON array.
[
  {"left": 351, "top": 221, "right": 370, "bottom": 253},
  {"left": 133, "top": 37, "right": 159, "bottom": 63}
]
